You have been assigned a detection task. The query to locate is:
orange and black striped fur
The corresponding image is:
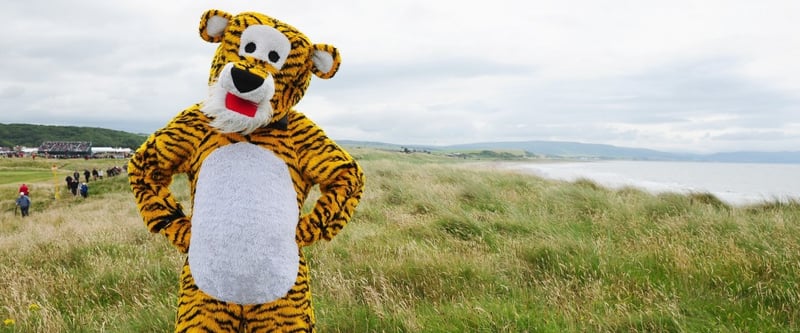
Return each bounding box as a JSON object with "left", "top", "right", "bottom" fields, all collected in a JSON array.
[{"left": 128, "top": 10, "right": 364, "bottom": 332}]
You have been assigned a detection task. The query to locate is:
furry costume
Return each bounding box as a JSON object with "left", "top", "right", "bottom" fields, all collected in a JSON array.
[{"left": 128, "top": 9, "right": 364, "bottom": 332}]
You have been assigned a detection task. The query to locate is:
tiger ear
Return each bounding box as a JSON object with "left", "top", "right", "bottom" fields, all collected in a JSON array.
[
  {"left": 199, "top": 9, "right": 233, "bottom": 43},
  {"left": 310, "top": 44, "right": 341, "bottom": 79}
]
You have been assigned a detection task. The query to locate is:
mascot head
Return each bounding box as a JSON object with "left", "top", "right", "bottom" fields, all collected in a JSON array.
[{"left": 198, "top": 9, "right": 341, "bottom": 134}]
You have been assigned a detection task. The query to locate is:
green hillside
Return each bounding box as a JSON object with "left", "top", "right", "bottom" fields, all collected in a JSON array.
[{"left": 0, "top": 123, "right": 147, "bottom": 149}]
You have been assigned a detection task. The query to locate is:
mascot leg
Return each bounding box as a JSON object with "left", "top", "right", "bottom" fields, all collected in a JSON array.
[
  {"left": 175, "top": 264, "right": 243, "bottom": 332},
  {"left": 175, "top": 262, "right": 316, "bottom": 332}
]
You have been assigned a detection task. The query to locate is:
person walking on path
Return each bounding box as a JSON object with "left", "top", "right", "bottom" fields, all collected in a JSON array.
[
  {"left": 18, "top": 183, "right": 29, "bottom": 196},
  {"left": 65, "top": 176, "right": 78, "bottom": 196},
  {"left": 69, "top": 179, "right": 79, "bottom": 196},
  {"left": 80, "top": 183, "right": 89, "bottom": 198},
  {"left": 65, "top": 176, "right": 73, "bottom": 191},
  {"left": 16, "top": 192, "right": 30, "bottom": 217}
]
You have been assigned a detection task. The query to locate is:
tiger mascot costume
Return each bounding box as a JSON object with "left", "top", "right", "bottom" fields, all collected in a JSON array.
[{"left": 128, "top": 9, "right": 364, "bottom": 332}]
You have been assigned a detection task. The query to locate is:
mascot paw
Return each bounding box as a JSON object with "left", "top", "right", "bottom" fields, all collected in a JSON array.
[
  {"left": 296, "top": 215, "right": 321, "bottom": 247},
  {"left": 160, "top": 217, "right": 192, "bottom": 253}
]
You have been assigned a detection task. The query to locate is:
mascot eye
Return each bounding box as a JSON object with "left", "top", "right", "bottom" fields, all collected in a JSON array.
[
  {"left": 239, "top": 25, "right": 291, "bottom": 70},
  {"left": 268, "top": 51, "right": 280, "bottom": 63}
]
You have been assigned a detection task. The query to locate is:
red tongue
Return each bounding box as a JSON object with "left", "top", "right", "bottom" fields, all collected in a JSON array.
[{"left": 225, "top": 93, "right": 258, "bottom": 117}]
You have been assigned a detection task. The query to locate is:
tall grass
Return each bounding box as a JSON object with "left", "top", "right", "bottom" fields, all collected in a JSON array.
[{"left": 1, "top": 150, "right": 799, "bottom": 332}]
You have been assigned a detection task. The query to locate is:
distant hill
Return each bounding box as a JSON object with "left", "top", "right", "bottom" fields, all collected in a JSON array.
[
  {"left": 3, "top": 124, "right": 797, "bottom": 163},
  {"left": 701, "top": 151, "right": 800, "bottom": 164},
  {"left": 340, "top": 140, "right": 800, "bottom": 164},
  {"left": 444, "top": 141, "right": 682, "bottom": 160},
  {"left": 446, "top": 141, "right": 800, "bottom": 163},
  {"left": 0, "top": 123, "right": 147, "bottom": 149}
]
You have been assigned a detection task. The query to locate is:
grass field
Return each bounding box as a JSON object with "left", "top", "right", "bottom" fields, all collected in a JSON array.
[{"left": 1, "top": 150, "right": 799, "bottom": 332}]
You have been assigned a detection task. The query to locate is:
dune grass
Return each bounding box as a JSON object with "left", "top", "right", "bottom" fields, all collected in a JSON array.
[{"left": 1, "top": 150, "right": 799, "bottom": 332}]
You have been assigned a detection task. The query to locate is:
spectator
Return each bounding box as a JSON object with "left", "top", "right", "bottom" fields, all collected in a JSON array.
[
  {"left": 80, "top": 183, "right": 89, "bottom": 198},
  {"left": 65, "top": 176, "right": 78, "bottom": 196},
  {"left": 84, "top": 169, "right": 91, "bottom": 183},
  {"left": 19, "top": 183, "right": 29, "bottom": 196},
  {"left": 16, "top": 192, "right": 30, "bottom": 217},
  {"left": 73, "top": 171, "right": 80, "bottom": 183},
  {"left": 69, "top": 179, "right": 79, "bottom": 196},
  {"left": 92, "top": 168, "right": 98, "bottom": 181}
]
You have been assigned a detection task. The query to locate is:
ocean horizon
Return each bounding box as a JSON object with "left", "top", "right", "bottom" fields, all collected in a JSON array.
[{"left": 504, "top": 160, "right": 800, "bottom": 206}]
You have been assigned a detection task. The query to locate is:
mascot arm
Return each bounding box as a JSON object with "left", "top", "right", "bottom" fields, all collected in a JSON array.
[
  {"left": 293, "top": 113, "right": 365, "bottom": 246},
  {"left": 128, "top": 115, "right": 195, "bottom": 253}
]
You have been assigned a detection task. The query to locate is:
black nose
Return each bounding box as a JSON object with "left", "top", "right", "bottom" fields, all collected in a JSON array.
[{"left": 231, "top": 67, "right": 264, "bottom": 93}]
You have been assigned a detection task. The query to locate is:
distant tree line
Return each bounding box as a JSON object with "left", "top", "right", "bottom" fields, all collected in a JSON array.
[{"left": 0, "top": 123, "right": 147, "bottom": 149}]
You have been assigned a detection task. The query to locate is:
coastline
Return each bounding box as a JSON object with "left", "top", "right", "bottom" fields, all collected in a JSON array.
[{"left": 477, "top": 159, "right": 800, "bottom": 206}]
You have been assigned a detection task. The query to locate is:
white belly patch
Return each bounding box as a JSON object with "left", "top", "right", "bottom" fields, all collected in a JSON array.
[{"left": 188, "top": 142, "right": 299, "bottom": 305}]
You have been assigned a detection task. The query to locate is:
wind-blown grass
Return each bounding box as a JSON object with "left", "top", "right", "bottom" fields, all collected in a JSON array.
[{"left": 1, "top": 150, "right": 799, "bottom": 332}]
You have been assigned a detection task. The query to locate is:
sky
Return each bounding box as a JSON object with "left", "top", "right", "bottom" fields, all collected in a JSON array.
[{"left": 1, "top": 0, "right": 799, "bottom": 153}]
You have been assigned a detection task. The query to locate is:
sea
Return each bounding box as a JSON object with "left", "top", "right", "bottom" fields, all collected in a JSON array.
[{"left": 504, "top": 160, "right": 800, "bottom": 206}]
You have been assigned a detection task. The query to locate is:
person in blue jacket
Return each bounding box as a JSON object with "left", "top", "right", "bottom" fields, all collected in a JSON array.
[
  {"left": 80, "top": 183, "right": 89, "bottom": 198},
  {"left": 16, "top": 192, "right": 30, "bottom": 217}
]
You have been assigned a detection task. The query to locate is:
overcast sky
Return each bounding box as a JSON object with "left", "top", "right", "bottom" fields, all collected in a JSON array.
[{"left": 2, "top": 0, "right": 799, "bottom": 153}]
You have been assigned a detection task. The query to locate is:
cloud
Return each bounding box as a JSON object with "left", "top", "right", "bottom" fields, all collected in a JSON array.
[{"left": 1, "top": 0, "right": 799, "bottom": 153}]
